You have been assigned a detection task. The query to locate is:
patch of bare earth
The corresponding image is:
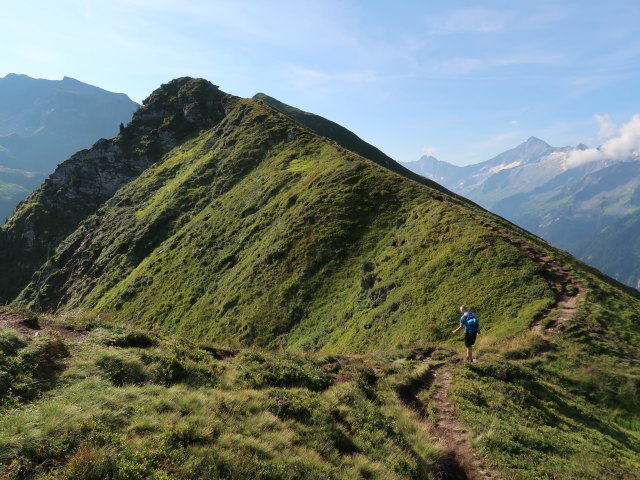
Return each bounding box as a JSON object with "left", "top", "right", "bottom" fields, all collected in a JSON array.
[{"left": 0, "top": 312, "right": 87, "bottom": 340}]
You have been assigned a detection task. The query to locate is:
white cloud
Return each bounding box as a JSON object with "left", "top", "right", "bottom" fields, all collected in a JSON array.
[
  {"left": 427, "top": 7, "right": 508, "bottom": 35},
  {"left": 567, "top": 114, "right": 640, "bottom": 167}
]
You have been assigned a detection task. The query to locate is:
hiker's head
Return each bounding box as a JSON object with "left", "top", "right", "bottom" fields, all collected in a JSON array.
[{"left": 459, "top": 305, "right": 467, "bottom": 313}]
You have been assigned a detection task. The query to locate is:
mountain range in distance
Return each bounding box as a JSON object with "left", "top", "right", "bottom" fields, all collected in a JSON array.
[
  {"left": 0, "top": 73, "right": 139, "bottom": 222},
  {"left": 402, "top": 136, "right": 640, "bottom": 290}
]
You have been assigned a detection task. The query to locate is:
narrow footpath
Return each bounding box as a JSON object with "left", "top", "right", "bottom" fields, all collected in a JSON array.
[{"left": 405, "top": 221, "right": 590, "bottom": 479}]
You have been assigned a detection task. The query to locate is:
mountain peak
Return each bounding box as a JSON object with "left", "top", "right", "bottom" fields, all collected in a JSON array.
[
  {"left": 1, "top": 73, "right": 31, "bottom": 82},
  {"left": 141, "top": 77, "right": 221, "bottom": 106},
  {"left": 525, "top": 136, "right": 550, "bottom": 146}
]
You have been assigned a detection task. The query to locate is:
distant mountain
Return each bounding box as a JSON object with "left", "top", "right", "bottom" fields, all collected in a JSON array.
[
  {"left": 0, "top": 74, "right": 139, "bottom": 221},
  {"left": 402, "top": 138, "right": 640, "bottom": 288}
]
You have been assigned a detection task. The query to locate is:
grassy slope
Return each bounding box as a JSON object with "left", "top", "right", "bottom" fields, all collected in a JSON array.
[
  {"left": 0, "top": 307, "right": 638, "bottom": 480},
  {"left": 19, "top": 97, "right": 555, "bottom": 353},
  {"left": 252, "top": 93, "right": 445, "bottom": 192},
  {"left": 0, "top": 317, "right": 448, "bottom": 480},
  {"left": 445, "top": 251, "right": 640, "bottom": 479}
]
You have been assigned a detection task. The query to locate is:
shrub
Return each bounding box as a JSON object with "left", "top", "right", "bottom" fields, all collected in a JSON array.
[
  {"left": 104, "top": 330, "right": 157, "bottom": 348},
  {"left": 465, "top": 360, "right": 534, "bottom": 382},
  {"left": 148, "top": 354, "right": 186, "bottom": 385},
  {"left": 268, "top": 388, "right": 313, "bottom": 422},
  {"left": 0, "top": 329, "right": 26, "bottom": 355},
  {"left": 0, "top": 334, "right": 68, "bottom": 405}
]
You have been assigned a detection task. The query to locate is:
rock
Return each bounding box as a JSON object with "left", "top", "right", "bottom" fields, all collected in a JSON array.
[
  {"left": 361, "top": 261, "right": 376, "bottom": 272},
  {"left": 360, "top": 272, "right": 376, "bottom": 290}
]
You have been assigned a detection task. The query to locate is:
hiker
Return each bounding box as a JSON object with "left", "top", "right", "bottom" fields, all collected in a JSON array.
[{"left": 451, "top": 305, "right": 480, "bottom": 362}]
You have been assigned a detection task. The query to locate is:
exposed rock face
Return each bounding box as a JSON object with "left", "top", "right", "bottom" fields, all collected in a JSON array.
[{"left": 0, "top": 78, "right": 235, "bottom": 302}]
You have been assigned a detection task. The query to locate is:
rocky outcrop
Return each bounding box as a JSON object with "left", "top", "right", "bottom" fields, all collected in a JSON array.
[{"left": 0, "top": 78, "right": 236, "bottom": 302}]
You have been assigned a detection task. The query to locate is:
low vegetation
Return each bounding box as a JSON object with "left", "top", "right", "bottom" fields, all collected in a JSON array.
[
  {"left": 0, "top": 314, "right": 449, "bottom": 480},
  {"left": 0, "top": 306, "right": 638, "bottom": 479},
  {"left": 0, "top": 78, "right": 639, "bottom": 479}
]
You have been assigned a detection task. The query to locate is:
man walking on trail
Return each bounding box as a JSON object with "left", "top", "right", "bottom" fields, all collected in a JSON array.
[{"left": 452, "top": 305, "right": 480, "bottom": 362}]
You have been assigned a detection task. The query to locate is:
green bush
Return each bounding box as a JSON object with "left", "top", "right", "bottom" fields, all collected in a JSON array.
[
  {"left": 268, "top": 388, "right": 314, "bottom": 422},
  {"left": 0, "top": 334, "right": 68, "bottom": 405},
  {"left": 0, "top": 328, "right": 26, "bottom": 355},
  {"left": 464, "top": 360, "right": 534, "bottom": 382},
  {"left": 104, "top": 330, "right": 157, "bottom": 348},
  {"left": 148, "top": 354, "right": 186, "bottom": 385}
]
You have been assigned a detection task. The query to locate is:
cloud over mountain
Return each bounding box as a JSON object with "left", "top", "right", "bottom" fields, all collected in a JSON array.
[{"left": 567, "top": 114, "right": 640, "bottom": 166}]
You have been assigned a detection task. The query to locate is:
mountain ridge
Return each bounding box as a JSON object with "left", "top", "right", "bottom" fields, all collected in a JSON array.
[{"left": 0, "top": 77, "right": 233, "bottom": 302}]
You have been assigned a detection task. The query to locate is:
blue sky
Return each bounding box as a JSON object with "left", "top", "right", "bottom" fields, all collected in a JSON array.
[{"left": 2, "top": 0, "right": 639, "bottom": 165}]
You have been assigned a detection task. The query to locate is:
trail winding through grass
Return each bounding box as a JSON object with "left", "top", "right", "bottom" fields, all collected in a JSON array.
[{"left": 407, "top": 222, "right": 590, "bottom": 479}]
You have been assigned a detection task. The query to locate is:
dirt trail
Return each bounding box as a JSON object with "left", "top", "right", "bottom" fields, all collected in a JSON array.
[
  {"left": 481, "top": 223, "right": 584, "bottom": 334},
  {"left": 0, "top": 311, "right": 87, "bottom": 340},
  {"left": 400, "top": 224, "right": 590, "bottom": 479},
  {"left": 482, "top": 223, "right": 638, "bottom": 359},
  {"left": 400, "top": 357, "right": 495, "bottom": 480},
  {"left": 431, "top": 365, "right": 495, "bottom": 480}
]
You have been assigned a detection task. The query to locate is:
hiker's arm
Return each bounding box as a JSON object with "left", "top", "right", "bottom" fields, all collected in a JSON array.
[{"left": 452, "top": 324, "right": 463, "bottom": 334}]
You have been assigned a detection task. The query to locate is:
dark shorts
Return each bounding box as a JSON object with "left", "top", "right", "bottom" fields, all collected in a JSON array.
[{"left": 464, "top": 332, "right": 477, "bottom": 347}]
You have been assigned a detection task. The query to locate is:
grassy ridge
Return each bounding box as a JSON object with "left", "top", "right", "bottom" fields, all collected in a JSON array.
[
  {"left": 0, "top": 78, "right": 639, "bottom": 478},
  {"left": 17, "top": 97, "right": 556, "bottom": 352}
]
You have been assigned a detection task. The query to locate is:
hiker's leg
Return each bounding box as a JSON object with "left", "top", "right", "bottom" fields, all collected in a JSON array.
[{"left": 467, "top": 346, "right": 473, "bottom": 362}]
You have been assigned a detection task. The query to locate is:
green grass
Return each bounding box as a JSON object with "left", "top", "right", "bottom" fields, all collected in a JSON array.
[
  {"left": 0, "top": 321, "right": 447, "bottom": 480},
  {"left": 451, "top": 358, "right": 640, "bottom": 480},
  {"left": 1, "top": 289, "right": 639, "bottom": 480},
  {"left": 0, "top": 328, "right": 68, "bottom": 408},
  {"left": 0, "top": 79, "right": 639, "bottom": 478}
]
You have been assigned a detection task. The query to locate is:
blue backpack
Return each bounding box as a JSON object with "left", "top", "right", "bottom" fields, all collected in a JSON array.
[{"left": 464, "top": 312, "right": 479, "bottom": 333}]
